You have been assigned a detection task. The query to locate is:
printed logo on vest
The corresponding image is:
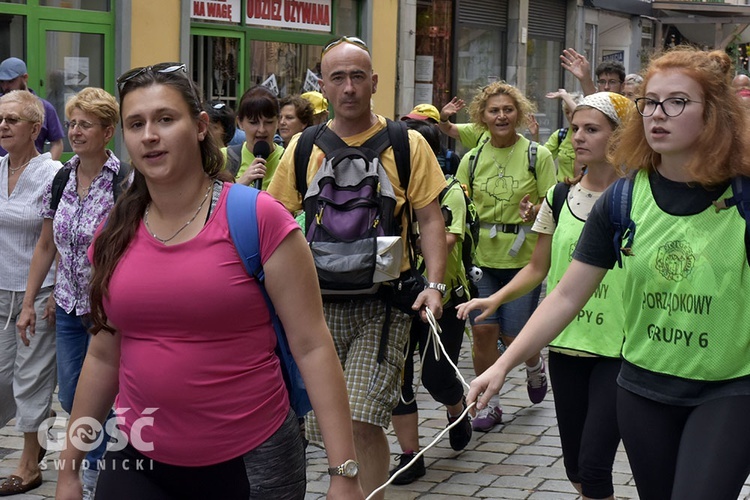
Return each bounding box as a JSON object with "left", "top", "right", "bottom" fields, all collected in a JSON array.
[
  {"left": 655, "top": 240, "right": 694, "bottom": 282},
  {"left": 480, "top": 177, "right": 520, "bottom": 203}
]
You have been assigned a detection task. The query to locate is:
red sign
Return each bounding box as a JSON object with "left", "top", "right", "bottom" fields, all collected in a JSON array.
[
  {"left": 192, "top": 0, "right": 241, "bottom": 23},
  {"left": 246, "top": 0, "right": 331, "bottom": 32}
]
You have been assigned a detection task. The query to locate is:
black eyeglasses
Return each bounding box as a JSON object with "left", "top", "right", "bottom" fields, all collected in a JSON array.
[
  {"left": 322, "top": 36, "right": 369, "bottom": 56},
  {"left": 0, "top": 115, "right": 33, "bottom": 126},
  {"left": 65, "top": 120, "right": 107, "bottom": 131},
  {"left": 635, "top": 97, "right": 702, "bottom": 118},
  {"left": 597, "top": 79, "right": 622, "bottom": 87},
  {"left": 116, "top": 63, "right": 188, "bottom": 93}
]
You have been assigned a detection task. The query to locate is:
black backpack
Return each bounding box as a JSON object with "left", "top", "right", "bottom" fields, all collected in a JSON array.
[
  {"left": 293, "top": 121, "right": 412, "bottom": 294},
  {"left": 438, "top": 176, "right": 480, "bottom": 296},
  {"left": 50, "top": 163, "right": 131, "bottom": 211}
]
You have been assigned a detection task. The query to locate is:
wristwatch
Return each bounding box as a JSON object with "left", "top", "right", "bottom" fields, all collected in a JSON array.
[
  {"left": 328, "top": 459, "right": 359, "bottom": 478},
  {"left": 426, "top": 282, "right": 447, "bottom": 296}
]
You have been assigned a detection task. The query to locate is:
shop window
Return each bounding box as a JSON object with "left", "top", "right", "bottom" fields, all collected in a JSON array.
[
  {"left": 248, "top": 40, "right": 322, "bottom": 98},
  {"left": 0, "top": 13, "right": 25, "bottom": 60},
  {"left": 44, "top": 30, "right": 105, "bottom": 153},
  {"left": 40, "top": 0, "right": 110, "bottom": 11},
  {"left": 455, "top": 23, "right": 504, "bottom": 150},
  {"left": 192, "top": 35, "right": 241, "bottom": 107},
  {"left": 527, "top": 37, "right": 562, "bottom": 142},
  {"left": 414, "top": 0, "right": 453, "bottom": 109}
]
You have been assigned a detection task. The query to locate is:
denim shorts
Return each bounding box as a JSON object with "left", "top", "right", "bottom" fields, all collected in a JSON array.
[{"left": 470, "top": 267, "right": 542, "bottom": 337}]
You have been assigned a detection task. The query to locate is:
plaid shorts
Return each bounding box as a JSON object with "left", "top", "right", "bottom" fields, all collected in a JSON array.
[{"left": 305, "top": 298, "right": 411, "bottom": 443}]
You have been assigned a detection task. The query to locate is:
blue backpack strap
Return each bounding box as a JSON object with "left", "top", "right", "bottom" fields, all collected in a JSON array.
[
  {"left": 558, "top": 127, "right": 568, "bottom": 144},
  {"left": 729, "top": 176, "right": 750, "bottom": 235},
  {"left": 226, "top": 184, "right": 312, "bottom": 416},
  {"left": 609, "top": 177, "right": 636, "bottom": 269}
]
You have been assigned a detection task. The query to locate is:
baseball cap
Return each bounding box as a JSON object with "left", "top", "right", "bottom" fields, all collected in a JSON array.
[
  {"left": 0, "top": 57, "right": 28, "bottom": 81},
  {"left": 301, "top": 91, "right": 329, "bottom": 115},
  {"left": 401, "top": 104, "right": 440, "bottom": 123}
]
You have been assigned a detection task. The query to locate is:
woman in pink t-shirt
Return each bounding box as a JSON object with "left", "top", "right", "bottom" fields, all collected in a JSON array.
[{"left": 55, "top": 63, "right": 364, "bottom": 500}]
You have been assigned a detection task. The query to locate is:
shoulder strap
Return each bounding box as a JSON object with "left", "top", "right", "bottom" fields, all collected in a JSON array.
[
  {"left": 226, "top": 184, "right": 312, "bottom": 416},
  {"left": 549, "top": 181, "right": 571, "bottom": 225},
  {"left": 558, "top": 128, "right": 568, "bottom": 144},
  {"left": 227, "top": 184, "right": 264, "bottom": 280},
  {"left": 385, "top": 119, "right": 411, "bottom": 192},
  {"left": 730, "top": 176, "right": 750, "bottom": 234},
  {"left": 113, "top": 162, "right": 131, "bottom": 202},
  {"left": 725, "top": 176, "right": 750, "bottom": 265},
  {"left": 50, "top": 166, "right": 72, "bottom": 211},
  {"left": 226, "top": 144, "right": 244, "bottom": 177},
  {"left": 468, "top": 136, "right": 490, "bottom": 192},
  {"left": 294, "top": 124, "right": 325, "bottom": 196},
  {"left": 527, "top": 141, "right": 538, "bottom": 179},
  {"left": 609, "top": 177, "right": 636, "bottom": 269}
]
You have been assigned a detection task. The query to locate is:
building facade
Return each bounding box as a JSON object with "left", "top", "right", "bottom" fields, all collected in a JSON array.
[{"left": 0, "top": 0, "right": 396, "bottom": 159}]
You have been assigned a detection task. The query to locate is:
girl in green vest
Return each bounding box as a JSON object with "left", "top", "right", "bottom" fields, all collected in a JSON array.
[
  {"left": 467, "top": 48, "right": 750, "bottom": 500},
  {"left": 458, "top": 92, "right": 632, "bottom": 499}
]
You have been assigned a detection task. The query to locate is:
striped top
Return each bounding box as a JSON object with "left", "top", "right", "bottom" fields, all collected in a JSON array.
[{"left": 0, "top": 153, "right": 62, "bottom": 291}]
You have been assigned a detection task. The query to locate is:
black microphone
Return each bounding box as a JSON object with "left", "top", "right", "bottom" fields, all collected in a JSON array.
[{"left": 252, "top": 141, "right": 271, "bottom": 190}]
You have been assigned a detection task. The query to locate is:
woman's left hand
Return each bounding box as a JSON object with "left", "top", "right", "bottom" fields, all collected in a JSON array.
[
  {"left": 519, "top": 194, "right": 536, "bottom": 223},
  {"left": 237, "top": 157, "right": 267, "bottom": 187}
]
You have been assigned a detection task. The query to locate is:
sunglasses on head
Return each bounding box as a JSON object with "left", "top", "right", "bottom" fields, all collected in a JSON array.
[
  {"left": 116, "top": 63, "right": 188, "bottom": 93},
  {"left": 321, "top": 36, "right": 369, "bottom": 57}
]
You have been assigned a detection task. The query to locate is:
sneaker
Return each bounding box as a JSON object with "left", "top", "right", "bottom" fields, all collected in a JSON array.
[
  {"left": 471, "top": 404, "right": 502, "bottom": 432},
  {"left": 389, "top": 452, "right": 426, "bottom": 485},
  {"left": 447, "top": 403, "right": 472, "bottom": 451},
  {"left": 527, "top": 358, "right": 548, "bottom": 404}
]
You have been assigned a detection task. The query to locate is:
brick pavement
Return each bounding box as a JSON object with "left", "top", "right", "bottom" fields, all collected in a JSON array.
[{"left": 2, "top": 336, "right": 750, "bottom": 499}]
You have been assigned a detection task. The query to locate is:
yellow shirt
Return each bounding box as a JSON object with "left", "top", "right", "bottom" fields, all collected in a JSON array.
[{"left": 268, "top": 115, "right": 447, "bottom": 271}]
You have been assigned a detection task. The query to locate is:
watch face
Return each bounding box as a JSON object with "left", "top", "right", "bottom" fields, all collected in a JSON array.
[{"left": 343, "top": 460, "right": 359, "bottom": 477}]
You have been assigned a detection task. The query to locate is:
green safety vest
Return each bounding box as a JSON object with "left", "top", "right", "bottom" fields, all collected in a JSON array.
[
  {"left": 546, "top": 185, "right": 625, "bottom": 358},
  {"left": 620, "top": 171, "right": 750, "bottom": 381}
]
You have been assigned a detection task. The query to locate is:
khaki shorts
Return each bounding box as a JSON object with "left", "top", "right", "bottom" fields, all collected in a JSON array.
[{"left": 305, "top": 298, "right": 411, "bottom": 443}]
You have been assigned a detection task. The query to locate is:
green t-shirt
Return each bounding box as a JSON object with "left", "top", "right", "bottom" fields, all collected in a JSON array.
[
  {"left": 456, "top": 123, "right": 488, "bottom": 150},
  {"left": 221, "top": 142, "right": 284, "bottom": 191},
  {"left": 543, "top": 128, "right": 576, "bottom": 182},
  {"left": 456, "top": 134, "right": 556, "bottom": 268},
  {"left": 435, "top": 180, "right": 470, "bottom": 303}
]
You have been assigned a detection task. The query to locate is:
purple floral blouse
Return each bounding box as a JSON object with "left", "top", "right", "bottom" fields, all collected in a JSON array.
[{"left": 40, "top": 151, "right": 124, "bottom": 316}]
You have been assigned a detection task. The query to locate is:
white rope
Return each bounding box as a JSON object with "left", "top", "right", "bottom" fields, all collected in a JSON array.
[{"left": 366, "top": 307, "right": 472, "bottom": 500}]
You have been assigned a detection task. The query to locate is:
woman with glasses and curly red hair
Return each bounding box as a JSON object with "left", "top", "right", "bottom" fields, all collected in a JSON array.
[
  {"left": 469, "top": 48, "right": 750, "bottom": 500},
  {"left": 55, "top": 63, "right": 362, "bottom": 500}
]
